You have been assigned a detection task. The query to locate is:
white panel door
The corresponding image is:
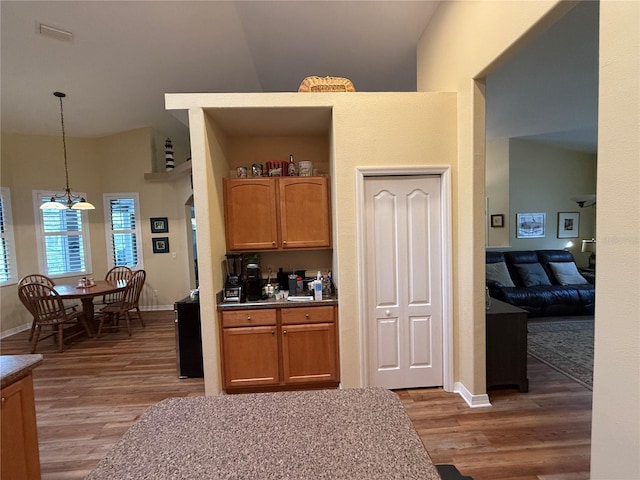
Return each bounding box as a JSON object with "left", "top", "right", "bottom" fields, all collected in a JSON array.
[{"left": 364, "top": 176, "right": 443, "bottom": 389}]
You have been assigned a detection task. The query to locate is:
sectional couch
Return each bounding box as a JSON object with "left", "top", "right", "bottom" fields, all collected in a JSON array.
[{"left": 486, "top": 249, "right": 594, "bottom": 317}]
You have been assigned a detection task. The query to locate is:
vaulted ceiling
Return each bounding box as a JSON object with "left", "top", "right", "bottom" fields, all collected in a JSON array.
[{"left": 1, "top": 1, "right": 598, "bottom": 152}]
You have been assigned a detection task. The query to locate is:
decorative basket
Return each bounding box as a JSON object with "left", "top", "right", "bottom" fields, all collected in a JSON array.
[{"left": 298, "top": 76, "right": 356, "bottom": 93}]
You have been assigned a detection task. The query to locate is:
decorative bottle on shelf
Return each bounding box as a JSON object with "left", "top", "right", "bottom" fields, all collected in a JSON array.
[
  {"left": 287, "top": 153, "right": 297, "bottom": 176},
  {"left": 165, "top": 138, "right": 175, "bottom": 172}
]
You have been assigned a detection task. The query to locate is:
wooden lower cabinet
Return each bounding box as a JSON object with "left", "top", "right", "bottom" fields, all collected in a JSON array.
[
  {"left": 1, "top": 373, "right": 41, "bottom": 480},
  {"left": 220, "top": 305, "right": 339, "bottom": 392}
]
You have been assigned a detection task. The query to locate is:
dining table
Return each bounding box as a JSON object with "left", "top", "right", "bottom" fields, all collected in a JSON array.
[{"left": 53, "top": 279, "right": 126, "bottom": 334}]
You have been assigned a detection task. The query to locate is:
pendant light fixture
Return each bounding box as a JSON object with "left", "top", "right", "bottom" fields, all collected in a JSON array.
[{"left": 40, "top": 92, "right": 95, "bottom": 210}]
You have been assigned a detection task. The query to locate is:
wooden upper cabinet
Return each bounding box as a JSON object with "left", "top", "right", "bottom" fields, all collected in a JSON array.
[
  {"left": 224, "top": 177, "right": 331, "bottom": 251},
  {"left": 224, "top": 178, "right": 279, "bottom": 251},
  {"left": 278, "top": 177, "right": 331, "bottom": 249}
]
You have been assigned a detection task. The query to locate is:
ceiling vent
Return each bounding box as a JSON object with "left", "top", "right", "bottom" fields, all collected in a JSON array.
[{"left": 38, "top": 24, "right": 73, "bottom": 42}]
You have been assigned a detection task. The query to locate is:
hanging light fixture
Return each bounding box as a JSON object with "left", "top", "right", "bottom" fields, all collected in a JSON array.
[{"left": 40, "top": 92, "right": 95, "bottom": 210}]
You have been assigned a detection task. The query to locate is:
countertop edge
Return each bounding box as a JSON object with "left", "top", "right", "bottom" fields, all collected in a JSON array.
[
  {"left": 217, "top": 297, "right": 338, "bottom": 310},
  {"left": 0, "top": 354, "right": 43, "bottom": 389}
]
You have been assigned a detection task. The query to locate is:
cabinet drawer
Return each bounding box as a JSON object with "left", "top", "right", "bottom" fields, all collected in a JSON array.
[
  {"left": 281, "top": 306, "right": 334, "bottom": 325},
  {"left": 221, "top": 309, "right": 276, "bottom": 327}
]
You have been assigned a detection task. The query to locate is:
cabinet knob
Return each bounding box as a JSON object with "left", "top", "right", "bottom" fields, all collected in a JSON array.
[
  {"left": 272, "top": 241, "right": 276, "bottom": 245},
  {"left": 385, "top": 310, "right": 391, "bottom": 317},
  {"left": 271, "top": 330, "right": 275, "bottom": 335},
  {"left": 305, "top": 313, "right": 310, "bottom": 318},
  {"left": 1, "top": 397, "right": 5, "bottom": 405},
  {"left": 246, "top": 316, "right": 252, "bottom": 321},
  {"left": 283, "top": 330, "right": 287, "bottom": 335},
  {"left": 283, "top": 240, "right": 287, "bottom": 245}
]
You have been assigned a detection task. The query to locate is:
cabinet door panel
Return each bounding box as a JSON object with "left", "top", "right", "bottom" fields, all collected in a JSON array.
[
  {"left": 1, "top": 375, "right": 41, "bottom": 480},
  {"left": 224, "top": 179, "right": 278, "bottom": 251},
  {"left": 282, "top": 323, "right": 337, "bottom": 383},
  {"left": 223, "top": 326, "right": 279, "bottom": 387},
  {"left": 281, "top": 306, "right": 334, "bottom": 325},
  {"left": 278, "top": 177, "right": 331, "bottom": 249}
]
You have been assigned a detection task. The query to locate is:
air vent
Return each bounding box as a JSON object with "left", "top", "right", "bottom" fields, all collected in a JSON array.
[{"left": 38, "top": 24, "right": 73, "bottom": 42}]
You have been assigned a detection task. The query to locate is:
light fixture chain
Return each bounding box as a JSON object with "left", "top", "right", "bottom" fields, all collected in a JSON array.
[{"left": 58, "top": 93, "right": 71, "bottom": 192}]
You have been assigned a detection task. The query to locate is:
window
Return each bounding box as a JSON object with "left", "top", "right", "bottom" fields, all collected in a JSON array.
[
  {"left": 104, "top": 193, "right": 143, "bottom": 269},
  {"left": 33, "top": 190, "right": 92, "bottom": 277},
  {"left": 0, "top": 187, "right": 18, "bottom": 285}
]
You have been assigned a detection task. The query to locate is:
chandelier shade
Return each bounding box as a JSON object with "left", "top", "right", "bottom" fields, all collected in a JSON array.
[{"left": 40, "top": 92, "right": 95, "bottom": 211}]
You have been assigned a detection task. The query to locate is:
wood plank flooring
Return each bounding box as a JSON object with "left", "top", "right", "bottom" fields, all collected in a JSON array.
[{"left": 1, "top": 311, "right": 592, "bottom": 480}]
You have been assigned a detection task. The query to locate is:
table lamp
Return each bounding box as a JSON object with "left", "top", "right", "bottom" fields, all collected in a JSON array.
[{"left": 581, "top": 239, "right": 596, "bottom": 268}]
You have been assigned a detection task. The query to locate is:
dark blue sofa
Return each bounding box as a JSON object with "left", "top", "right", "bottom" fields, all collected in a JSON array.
[{"left": 486, "top": 250, "right": 595, "bottom": 317}]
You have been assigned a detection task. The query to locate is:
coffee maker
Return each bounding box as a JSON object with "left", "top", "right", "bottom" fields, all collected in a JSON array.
[
  {"left": 224, "top": 254, "right": 244, "bottom": 302},
  {"left": 245, "top": 263, "right": 262, "bottom": 301}
]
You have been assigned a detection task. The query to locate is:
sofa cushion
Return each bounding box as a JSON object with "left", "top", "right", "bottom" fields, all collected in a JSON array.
[
  {"left": 549, "top": 262, "right": 589, "bottom": 285},
  {"left": 514, "top": 263, "right": 552, "bottom": 287},
  {"left": 486, "top": 262, "right": 515, "bottom": 287}
]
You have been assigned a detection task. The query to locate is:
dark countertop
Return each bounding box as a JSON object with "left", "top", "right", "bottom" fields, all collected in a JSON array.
[
  {"left": 87, "top": 387, "right": 440, "bottom": 480},
  {"left": 0, "top": 354, "right": 43, "bottom": 389},
  {"left": 218, "top": 295, "right": 338, "bottom": 310}
]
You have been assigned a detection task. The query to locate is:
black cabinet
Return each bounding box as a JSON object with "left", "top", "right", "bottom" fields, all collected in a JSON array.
[
  {"left": 486, "top": 298, "right": 529, "bottom": 392},
  {"left": 175, "top": 297, "right": 204, "bottom": 378}
]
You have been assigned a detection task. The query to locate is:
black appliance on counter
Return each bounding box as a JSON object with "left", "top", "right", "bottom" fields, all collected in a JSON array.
[
  {"left": 174, "top": 296, "right": 204, "bottom": 378},
  {"left": 224, "top": 254, "right": 244, "bottom": 302},
  {"left": 245, "top": 263, "right": 262, "bottom": 301}
]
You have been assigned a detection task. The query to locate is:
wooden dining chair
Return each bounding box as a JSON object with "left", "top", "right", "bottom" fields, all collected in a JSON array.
[
  {"left": 18, "top": 273, "right": 78, "bottom": 341},
  {"left": 96, "top": 269, "right": 146, "bottom": 337},
  {"left": 96, "top": 266, "right": 133, "bottom": 307},
  {"left": 18, "top": 282, "right": 92, "bottom": 353}
]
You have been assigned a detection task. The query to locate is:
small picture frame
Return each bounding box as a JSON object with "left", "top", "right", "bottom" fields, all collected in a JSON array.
[
  {"left": 152, "top": 237, "right": 170, "bottom": 254},
  {"left": 150, "top": 217, "right": 168, "bottom": 234},
  {"left": 490, "top": 214, "right": 504, "bottom": 228},
  {"left": 516, "top": 212, "right": 546, "bottom": 238},
  {"left": 557, "top": 212, "right": 580, "bottom": 238}
]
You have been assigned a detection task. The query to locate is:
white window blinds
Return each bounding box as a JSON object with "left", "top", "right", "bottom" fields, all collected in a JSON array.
[
  {"left": 104, "top": 193, "right": 143, "bottom": 269},
  {"left": 0, "top": 188, "right": 18, "bottom": 285},
  {"left": 33, "top": 190, "right": 92, "bottom": 277}
]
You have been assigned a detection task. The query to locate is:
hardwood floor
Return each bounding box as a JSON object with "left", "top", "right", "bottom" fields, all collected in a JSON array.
[{"left": 1, "top": 311, "right": 592, "bottom": 480}]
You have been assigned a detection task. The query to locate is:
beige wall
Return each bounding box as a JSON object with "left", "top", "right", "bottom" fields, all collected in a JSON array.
[
  {"left": 508, "top": 139, "right": 596, "bottom": 261},
  {"left": 0, "top": 128, "right": 194, "bottom": 335},
  {"left": 590, "top": 1, "right": 639, "bottom": 478},
  {"left": 166, "top": 91, "right": 457, "bottom": 395},
  {"left": 417, "top": 0, "right": 570, "bottom": 396},
  {"left": 418, "top": 0, "right": 639, "bottom": 477}
]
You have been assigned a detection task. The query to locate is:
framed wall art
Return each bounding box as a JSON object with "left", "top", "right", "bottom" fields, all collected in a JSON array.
[
  {"left": 516, "top": 212, "right": 546, "bottom": 238},
  {"left": 557, "top": 212, "right": 580, "bottom": 238},
  {"left": 150, "top": 217, "right": 168, "bottom": 233},
  {"left": 152, "top": 237, "right": 170, "bottom": 253},
  {"left": 490, "top": 214, "right": 504, "bottom": 228}
]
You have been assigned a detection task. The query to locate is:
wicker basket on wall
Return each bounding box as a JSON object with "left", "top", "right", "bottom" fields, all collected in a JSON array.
[{"left": 298, "top": 76, "right": 356, "bottom": 92}]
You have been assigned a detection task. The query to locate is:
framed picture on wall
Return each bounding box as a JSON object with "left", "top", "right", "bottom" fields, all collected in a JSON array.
[
  {"left": 490, "top": 214, "right": 504, "bottom": 228},
  {"left": 150, "top": 217, "right": 168, "bottom": 233},
  {"left": 557, "top": 212, "right": 580, "bottom": 238},
  {"left": 152, "top": 237, "right": 170, "bottom": 253},
  {"left": 516, "top": 212, "right": 546, "bottom": 238}
]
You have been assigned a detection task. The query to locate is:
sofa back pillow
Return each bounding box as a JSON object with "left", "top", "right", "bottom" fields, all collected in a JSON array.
[
  {"left": 514, "top": 263, "right": 552, "bottom": 286},
  {"left": 549, "top": 262, "right": 589, "bottom": 285},
  {"left": 486, "top": 262, "right": 516, "bottom": 287}
]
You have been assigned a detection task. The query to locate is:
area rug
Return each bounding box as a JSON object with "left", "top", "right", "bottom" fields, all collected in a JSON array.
[{"left": 527, "top": 319, "right": 594, "bottom": 389}]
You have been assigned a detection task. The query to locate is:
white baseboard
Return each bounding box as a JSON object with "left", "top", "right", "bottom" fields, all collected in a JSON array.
[
  {"left": 454, "top": 381, "right": 492, "bottom": 408},
  {"left": 140, "top": 305, "right": 173, "bottom": 312},
  {"left": 0, "top": 322, "right": 31, "bottom": 339}
]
